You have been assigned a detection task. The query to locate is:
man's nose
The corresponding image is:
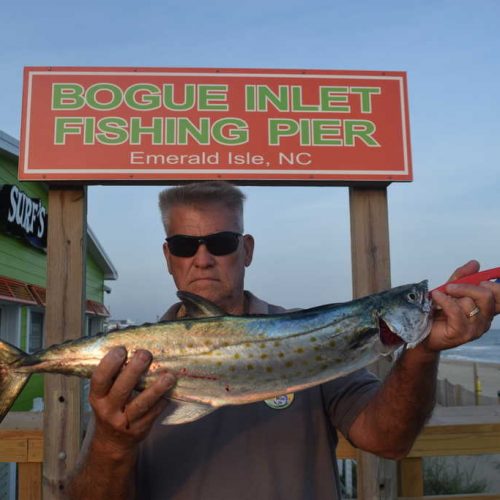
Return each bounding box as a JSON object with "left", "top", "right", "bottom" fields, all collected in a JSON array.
[{"left": 193, "top": 243, "right": 215, "bottom": 266}]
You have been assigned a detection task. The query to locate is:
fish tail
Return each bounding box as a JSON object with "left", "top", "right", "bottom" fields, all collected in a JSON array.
[{"left": 0, "top": 339, "right": 31, "bottom": 424}]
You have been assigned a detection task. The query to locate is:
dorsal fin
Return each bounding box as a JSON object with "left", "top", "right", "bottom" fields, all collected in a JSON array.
[{"left": 177, "top": 291, "right": 226, "bottom": 318}]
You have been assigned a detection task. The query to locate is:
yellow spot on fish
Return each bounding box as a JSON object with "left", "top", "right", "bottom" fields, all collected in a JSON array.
[
  {"left": 216, "top": 361, "right": 222, "bottom": 367},
  {"left": 310, "top": 336, "right": 318, "bottom": 342},
  {"left": 274, "top": 341, "right": 281, "bottom": 347},
  {"left": 260, "top": 354, "right": 268, "bottom": 360},
  {"left": 248, "top": 353, "right": 254, "bottom": 359},
  {"left": 278, "top": 352, "right": 284, "bottom": 358},
  {"left": 223, "top": 342, "right": 230, "bottom": 347},
  {"left": 187, "top": 343, "right": 194, "bottom": 348},
  {"left": 204, "top": 340, "right": 213, "bottom": 346},
  {"left": 234, "top": 353, "right": 240, "bottom": 359},
  {"left": 245, "top": 342, "right": 252, "bottom": 348},
  {"left": 247, "top": 364, "right": 254, "bottom": 370},
  {"left": 295, "top": 347, "right": 304, "bottom": 353},
  {"left": 259, "top": 343, "right": 266, "bottom": 349},
  {"left": 285, "top": 361, "right": 293, "bottom": 368},
  {"left": 315, "top": 355, "right": 323, "bottom": 361},
  {"left": 266, "top": 366, "right": 273, "bottom": 373}
]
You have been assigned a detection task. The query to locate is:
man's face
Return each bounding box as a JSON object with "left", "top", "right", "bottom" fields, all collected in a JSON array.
[{"left": 163, "top": 202, "right": 254, "bottom": 313}]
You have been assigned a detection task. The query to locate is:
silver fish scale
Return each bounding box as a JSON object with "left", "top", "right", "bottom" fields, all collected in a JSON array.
[{"left": 160, "top": 313, "right": 381, "bottom": 406}]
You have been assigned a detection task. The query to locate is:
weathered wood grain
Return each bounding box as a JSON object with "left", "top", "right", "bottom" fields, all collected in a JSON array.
[{"left": 43, "top": 187, "right": 87, "bottom": 499}]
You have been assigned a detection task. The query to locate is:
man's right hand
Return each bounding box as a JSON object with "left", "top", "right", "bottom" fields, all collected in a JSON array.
[{"left": 89, "top": 346, "right": 176, "bottom": 459}]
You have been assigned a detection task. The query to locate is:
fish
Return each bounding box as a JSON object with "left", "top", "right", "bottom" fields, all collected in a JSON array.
[{"left": 0, "top": 281, "right": 432, "bottom": 425}]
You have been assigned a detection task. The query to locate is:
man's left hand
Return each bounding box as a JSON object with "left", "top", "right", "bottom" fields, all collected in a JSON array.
[{"left": 423, "top": 260, "right": 499, "bottom": 353}]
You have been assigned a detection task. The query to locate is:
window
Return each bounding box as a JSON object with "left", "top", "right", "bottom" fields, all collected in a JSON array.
[
  {"left": 86, "top": 316, "right": 104, "bottom": 337},
  {"left": 0, "top": 304, "right": 21, "bottom": 346},
  {"left": 28, "top": 311, "right": 44, "bottom": 353}
]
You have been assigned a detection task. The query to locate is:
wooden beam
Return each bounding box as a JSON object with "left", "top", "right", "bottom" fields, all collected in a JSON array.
[
  {"left": 0, "top": 437, "right": 28, "bottom": 462},
  {"left": 349, "top": 186, "right": 397, "bottom": 499},
  {"left": 18, "top": 462, "right": 42, "bottom": 500},
  {"left": 399, "top": 495, "right": 500, "bottom": 500},
  {"left": 399, "top": 457, "right": 423, "bottom": 497},
  {"left": 43, "top": 187, "right": 87, "bottom": 498}
]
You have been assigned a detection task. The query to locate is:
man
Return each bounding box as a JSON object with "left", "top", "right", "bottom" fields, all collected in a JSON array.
[{"left": 68, "top": 181, "right": 499, "bottom": 499}]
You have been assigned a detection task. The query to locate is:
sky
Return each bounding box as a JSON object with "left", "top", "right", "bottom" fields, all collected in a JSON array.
[{"left": 1, "top": 0, "right": 499, "bottom": 327}]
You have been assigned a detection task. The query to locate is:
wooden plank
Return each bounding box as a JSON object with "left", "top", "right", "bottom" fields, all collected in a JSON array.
[
  {"left": 18, "top": 462, "right": 42, "bottom": 500},
  {"left": 399, "top": 494, "right": 500, "bottom": 500},
  {"left": 28, "top": 438, "right": 43, "bottom": 462},
  {"left": 408, "top": 426, "right": 500, "bottom": 457},
  {"left": 0, "top": 438, "right": 28, "bottom": 462},
  {"left": 337, "top": 417, "right": 500, "bottom": 462},
  {"left": 398, "top": 458, "right": 423, "bottom": 497},
  {"left": 43, "top": 187, "right": 87, "bottom": 499},
  {"left": 336, "top": 435, "right": 357, "bottom": 460},
  {"left": 0, "top": 411, "right": 43, "bottom": 430},
  {"left": 349, "top": 186, "right": 396, "bottom": 500},
  {"left": 428, "top": 405, "right": 500, "bottom": 425}
]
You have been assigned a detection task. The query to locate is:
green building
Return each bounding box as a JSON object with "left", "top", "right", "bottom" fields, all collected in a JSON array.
[{"left": 0, "top": 129, "right": 118, "bottom": 413}]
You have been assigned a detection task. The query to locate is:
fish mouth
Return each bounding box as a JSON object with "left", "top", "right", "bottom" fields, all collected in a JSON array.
[{"left": 378, "top": 318, "right": 405, "bottom": 347}]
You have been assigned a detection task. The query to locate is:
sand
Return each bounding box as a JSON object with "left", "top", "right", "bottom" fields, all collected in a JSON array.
[{"left": 438, "top": 358, "right": 500, "bottom": 400}]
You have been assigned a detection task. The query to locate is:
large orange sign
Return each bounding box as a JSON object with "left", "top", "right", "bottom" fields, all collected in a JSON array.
[{"left": 19, "top": 67, "right": 412, "bottom": 182}]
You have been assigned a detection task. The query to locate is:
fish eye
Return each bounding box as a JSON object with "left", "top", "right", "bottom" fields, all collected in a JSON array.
[{"left": 407, "top": 292, "right": 417, "bottom": 302}]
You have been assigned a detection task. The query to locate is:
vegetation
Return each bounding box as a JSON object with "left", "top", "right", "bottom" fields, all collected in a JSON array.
[{"left": 424, "top": 457, "right": 489, "bottom": 495}]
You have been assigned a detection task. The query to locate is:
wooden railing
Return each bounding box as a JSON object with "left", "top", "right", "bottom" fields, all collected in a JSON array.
[
  {"left": 0, "top": 413, "right": 43, "bottom": 500},
  {"left": 1, "top": 406, "right": 499, "bottom": 500}
]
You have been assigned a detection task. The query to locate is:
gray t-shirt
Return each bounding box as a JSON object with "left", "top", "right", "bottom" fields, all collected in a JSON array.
[{"left": 135, "top": 292, "right": 380, "bottom": 500}]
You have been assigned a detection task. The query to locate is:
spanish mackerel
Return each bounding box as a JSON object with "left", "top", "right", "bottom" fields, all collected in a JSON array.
[{"left": 0, "top": 282, "right": 432, "bottom": 425}]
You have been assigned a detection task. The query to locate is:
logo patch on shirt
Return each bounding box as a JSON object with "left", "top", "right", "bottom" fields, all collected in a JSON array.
[{"left": 264, "top": 393, "right": 295, "bottom": 410}]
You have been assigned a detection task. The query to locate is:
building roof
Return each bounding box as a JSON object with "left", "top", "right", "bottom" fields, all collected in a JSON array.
[
  {"left": 87, "top": 227, "right": 118, "bottom": 280},
  {"left": 0, "top": 130, "right": 19, "bottom": 158},
  {"left": 0, "top": 129, "right": 118, "bottom": 280}
]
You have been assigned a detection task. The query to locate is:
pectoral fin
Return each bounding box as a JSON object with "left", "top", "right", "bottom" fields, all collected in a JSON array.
[{"left": 161, "top": 399, "right": 216, "bottom": 425}]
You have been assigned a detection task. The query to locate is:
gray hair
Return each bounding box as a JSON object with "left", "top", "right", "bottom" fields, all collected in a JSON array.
[{"left": 159, "top": 181, "right": 246, "bottom": 234}]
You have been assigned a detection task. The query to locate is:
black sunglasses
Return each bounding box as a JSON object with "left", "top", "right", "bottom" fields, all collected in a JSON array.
[{"left": 166, "top": 231, "right": 242, "bottom": 257}]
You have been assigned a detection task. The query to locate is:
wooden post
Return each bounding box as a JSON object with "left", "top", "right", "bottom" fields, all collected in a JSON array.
[
  {"left": 399, "top": 457, "right": 424, "bottom": 497},
  {"left": 43, "top": 187, "right": 87, "bottom": 498},
  {"left": 473, "top": 362, "right": 481, "bottom": 406},
  {"left": 349, "top": 186, "right": 397, "bottom": 499},
  {"left": 18, "top": 462, "right": 43, "bottom": 500}
]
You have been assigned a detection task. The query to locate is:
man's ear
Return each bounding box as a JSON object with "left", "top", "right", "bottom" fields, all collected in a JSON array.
[
  {"left": 163, "top": 242, "right": 173, "bottom": 275},
  {"left": 243, "top": 234, "right": 254, "bottom": 267}
]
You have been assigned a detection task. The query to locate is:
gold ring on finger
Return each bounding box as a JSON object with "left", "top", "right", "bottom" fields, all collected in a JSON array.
[{"left": 467, "top": 306, "right": 480, "bottom": 318}]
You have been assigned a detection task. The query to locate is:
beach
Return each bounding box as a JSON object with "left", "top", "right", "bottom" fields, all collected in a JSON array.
[{"left": 438, "top": 358, "right": 500, "bottom": 400}]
